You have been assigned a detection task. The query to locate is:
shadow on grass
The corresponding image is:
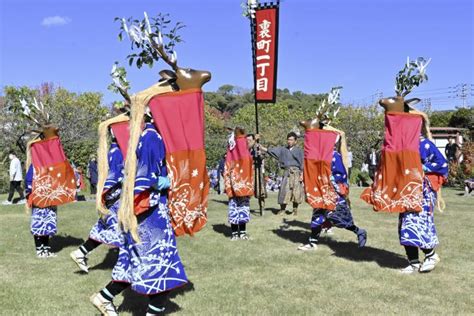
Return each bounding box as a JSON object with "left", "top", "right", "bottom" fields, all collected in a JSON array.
[
  {"left": 118, "top": 281, "right": 195, "bottom": 315},
  {"left": 281, "top": 219, "right": 310, "bottom": 230},
  {"left": 273, "top": 221, "right": 407, "bottom": 269},
  {"left": 265, "top": 207, "right": 281, "bottom": 215},
  {"left": 325, "top": 239, "right": 407, "bottom": 268},
  {"left": 211, "top": 198, "right": 229, "bottom": 205},
  {"left": 212, "top": 224, "right": 231, "bottom": 238},
  {"left": 90, "top": 248, "right": 119, "bottom": 271},
  {"left": 50, "top": 234, "right": 84, "bottom": 252},
  {"left": 272, "top": 227, "right": 308, "bottom": 245}
]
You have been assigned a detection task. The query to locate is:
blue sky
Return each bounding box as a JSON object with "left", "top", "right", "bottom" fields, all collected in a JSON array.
[{"left": 1, "top": 0, "right": 472, "bottom": 110}]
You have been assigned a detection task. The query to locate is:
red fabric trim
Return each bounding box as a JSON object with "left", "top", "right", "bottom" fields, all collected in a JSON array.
[
  {"left": 111, "top": 121, "right": 130, "bottom": 159},
  {"left": 31, "top": 137, "right": 67, "bottom": 167}
]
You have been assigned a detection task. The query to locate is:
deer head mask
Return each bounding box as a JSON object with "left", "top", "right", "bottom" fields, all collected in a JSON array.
[{"left": 379, "top": 57, "right": 430, "bottom": 113}]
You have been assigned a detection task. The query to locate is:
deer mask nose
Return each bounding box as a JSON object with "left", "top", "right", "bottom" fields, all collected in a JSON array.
[{"left": 200, "top": 71, "right": 211, "bottom": 83}]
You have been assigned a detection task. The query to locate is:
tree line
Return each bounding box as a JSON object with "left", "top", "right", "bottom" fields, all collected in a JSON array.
[{"left": 1, "top": 83, "right": 472, "bottom": 193}]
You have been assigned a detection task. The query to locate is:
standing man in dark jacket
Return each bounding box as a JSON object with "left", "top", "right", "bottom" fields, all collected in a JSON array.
[
  {"left": 87, "top": 156, "right": 98, "bottom": 195},
  {"left": 445, "top": 136, "right": 460, "bottom": 163}
]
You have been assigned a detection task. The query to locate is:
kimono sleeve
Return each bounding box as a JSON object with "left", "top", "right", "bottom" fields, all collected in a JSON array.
[
  {"left": 25, "top": 165, "right": 34, "bottom": 197},
  {"left": 420, "top": 138, "right": 448, "bottom": 191},
  {"left": 331, "top": 152, "right": 349, "bottom": 196}
]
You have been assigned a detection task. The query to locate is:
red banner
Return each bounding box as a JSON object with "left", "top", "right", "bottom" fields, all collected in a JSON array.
[{"left": 254, "top": 6, "right": 279, "bottom": 103}]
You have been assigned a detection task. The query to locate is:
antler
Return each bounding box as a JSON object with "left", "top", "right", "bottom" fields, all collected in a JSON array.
[
  {"left": 148, "top": 32, "right": 178, "bottom": 71},
  {"left": 19, "top": 97, "right": 50, "bottom": 127},
  {"left": 109, "top": 63, "right": 132, "bottom": 106},
  {"left": 316, "top": 87, "right": 342, "bottom": 122},
  {"left": 395, "top": 56, "right": 431, "bottom": 97}
]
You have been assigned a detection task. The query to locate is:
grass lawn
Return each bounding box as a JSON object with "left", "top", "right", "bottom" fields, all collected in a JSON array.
[{"left": 0, "top": 187, "right": 473, "bottom": 315}]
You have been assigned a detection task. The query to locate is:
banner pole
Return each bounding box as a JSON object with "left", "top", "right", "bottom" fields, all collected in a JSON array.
[{"left": 250, "top": 9, "right": 264, "bottom": 216}]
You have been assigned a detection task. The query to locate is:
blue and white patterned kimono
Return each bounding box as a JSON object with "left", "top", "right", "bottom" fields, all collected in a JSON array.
[
  {"left": 228, "top": 197, "right": 250, "bottom": 225},
  {"left": 112, "top": 123, "right": 188, "bottom": 295},
  {"left": 311, "top": 151, "right": 355, "bottom": 229},
  {"left": 399, "top": 137, "right": 448, "bottom": 249},
  {"left": 26, "top": 166, "right": 58, "bottom": 236},
  {"left": 88, "top": 143, "right": 124, "bottom": 247}
]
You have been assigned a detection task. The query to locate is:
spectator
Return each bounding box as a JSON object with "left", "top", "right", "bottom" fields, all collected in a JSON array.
[
  {"left": 217, "top": 153, "right": 226, "bottom": 195},
  {"left": 445, "top": 136, "right": 460, "bottom": 163},
  {"left": 366, "top": 147, "right": 379, "bottom": 180},
  {"left": 3, "top": 151, "right": 25, "bottom": 205},
  {"left": 87, "top": 156, "right": 98, "bottom": 195},
  {"left": 347, "top": 145, "right": 353, "bottom": 181}
]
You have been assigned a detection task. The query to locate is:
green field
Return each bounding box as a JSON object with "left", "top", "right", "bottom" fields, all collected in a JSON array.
[{"left": 1, "top": 187, "right": 473, "bottom": 315}]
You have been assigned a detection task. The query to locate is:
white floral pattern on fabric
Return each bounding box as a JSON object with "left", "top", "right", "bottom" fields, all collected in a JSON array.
[
  {"left": 89, "top": 201, "right": 122, "bottom": 247},
  {"left": 306, "top": 182, "right": 339, "bottom": 210},
  {"left": 31, "top": 207, "right": 57, "bottom": 236},
  {"left": 30, "top": 171, "right": 76, "bottom": 206},
  {"left": 167, "top": 156, "right": 207, "bottom": 233},
  {"left": 224, "top": 161, "right": 253, "bottom": 196},
  {"left": 399, "top": 179, "right": 439, "bottom": 248},
  {"left": 112, "top": 202, "right": 187, "bottom": 294},
  {"left": 369, "top": 169, "right": 424, "bottom": 212},
  {"left": 228, "top": 197, "right": 250, "bottom": 225}
]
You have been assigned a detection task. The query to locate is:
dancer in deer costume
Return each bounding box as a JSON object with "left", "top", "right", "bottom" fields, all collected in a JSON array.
[
  {"left": 20, "top": 98, "right": 77, "bottom": 258},
  {"left": 90, "top": 13, "right": 211, "bottom": 316},
  {"left": 224, "top": 127, "right": 254, "bottom": 240},
  {"left": 70, "top": 65, "right": 130, "bottom": 273},
  {"left": 361, "top": 58, "right": 448, "bottom": 273},
  {"left": 298, "top": 88, "right": 367, "bottom": 251}
]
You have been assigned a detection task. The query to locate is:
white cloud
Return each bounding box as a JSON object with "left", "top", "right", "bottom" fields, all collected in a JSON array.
[{"left": 41, "top": 16, "right": 71, "bottom": 27}]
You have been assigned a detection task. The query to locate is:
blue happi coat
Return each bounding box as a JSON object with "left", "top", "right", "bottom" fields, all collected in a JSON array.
[
  {"left": 311, "top": 151, "right": 355, "bottom": 229},
  {"left": 26, "top": 166, "right": 57, "bottom": 236},
  {"left": 88, "top": 143, "right": 124, "bottom": 247},
  {"left": 112, "top": 123, "right": 188, "bottom": 295},
  {"left": 399, "top": 137, "right": 448, "bottom": 249}
]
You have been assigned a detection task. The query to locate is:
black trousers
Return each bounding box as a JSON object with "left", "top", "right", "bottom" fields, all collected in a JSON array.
[
  {"left": 8, "top": 181, "right": 24, "bottom": 202},
  {"left": 90, "top": 182, "right": 97, "bottom": 195},
  {"left": 368, "top": 165, "right": 377, "bottom": 180}
]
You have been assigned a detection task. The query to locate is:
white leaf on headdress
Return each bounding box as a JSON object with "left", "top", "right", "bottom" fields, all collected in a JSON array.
[
  {"left": 113, "top": 77, "right": 123, "bottom": 89},
  {"left": 143, "top": 12, "right": 152, "bottom": 34},
  {"left": 122, "top": 18, "right": 129, "bottom": 38},
  {"left": 328, "top": 88, "right": 341, "bottom": 105},
  {"left": 170, "top": 51, "right": 177, "bottom": 63},
  {"left": 333, "top": 106, "right": 341, "bottom": 117},
  {"left": 20, "top": 98, "right": 31, "bottom": 116},
  {"left": 128, "top": 25, "right": 144, "bottom": 44},
  {"left": 32, "top": 98, "right": 41, "bottom": 111},
  {"left": 111, "top": 63, "right": 117, "bottom": 74},
  {"left": 415, "top": 57, "right": 431, "bottom": 80},
  {"left": 155, "top": 32, "right": 163, "bottom": 45}
]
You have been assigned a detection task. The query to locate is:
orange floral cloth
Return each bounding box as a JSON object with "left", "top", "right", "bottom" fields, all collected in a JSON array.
[
  {"left": 361, "top": 112, "right": 424, "bottom": 213},
  {"left": 224, "top": 136, "right": 254, "bottom": 198},
  {"left": 303, "top": 129, "right": 339, "bottom": 210},
  {"left": 149, "top": 89, "right": 209, "bottom": 236},
  {"left": 28, "top": 137, "right": 76, "bottom": 208}
]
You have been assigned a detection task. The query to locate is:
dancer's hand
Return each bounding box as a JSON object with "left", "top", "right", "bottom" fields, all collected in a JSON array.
[{"left": 157, "top": 176, "right": 170, "bottom": 190}]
